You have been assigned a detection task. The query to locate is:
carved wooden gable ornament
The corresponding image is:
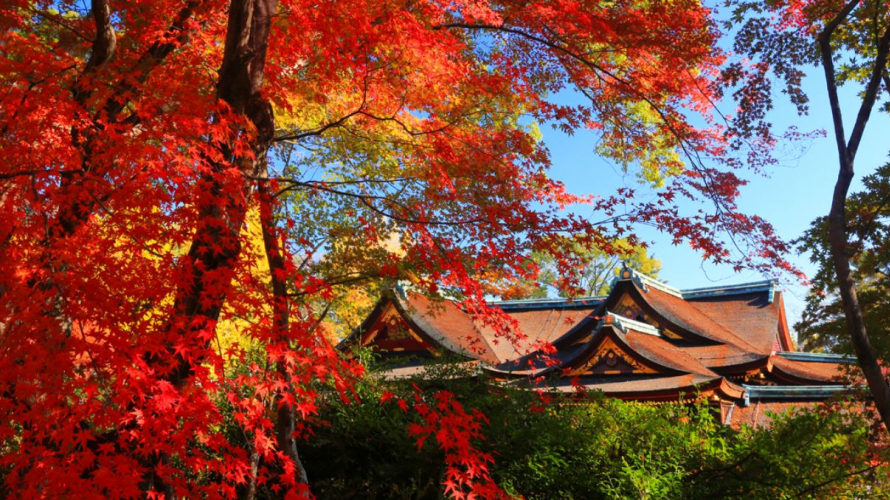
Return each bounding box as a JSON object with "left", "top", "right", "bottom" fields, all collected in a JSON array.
[
  {"left": 567, "top": 335, "right": 658, "bottom": 376},
  {"left": 361, "top": 303, "right": 435, "bottom": 354}
]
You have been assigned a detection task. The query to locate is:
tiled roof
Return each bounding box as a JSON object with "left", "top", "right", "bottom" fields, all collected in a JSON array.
[
  {"left": 769, "top": 355, "right": 847, "bottom": 384},
  {"left": 499, "top": 318, "right": 727, "bottom": 381},
  {"left": 619, "top": 329, "right": 717, "bottom": 377},
  {"left": 394, "top": 292, "right": 598, "bottom": 365},
  {"left": 728, "top": 401, "right": 815, "bottom": 429},
  {"left": 397, "top": 293, "right": 501, "bottom": 365},
  {"left": 613, "top": 268, "right": 788, "bottom": 352},
  {"left": 683, "top": 344, "right": 768, "bottom": 371},
  {"left": 631, "top": 284, "right": 761, "bottom": 351},
  {"left": 687, "top": 291, "right": 782, "bottom": 353},
  {"left": 477, "top": 305, "right": 598, "bottom": 363},
  {"left": 345, "top": 270, "right": 857, "bottom": 409}
]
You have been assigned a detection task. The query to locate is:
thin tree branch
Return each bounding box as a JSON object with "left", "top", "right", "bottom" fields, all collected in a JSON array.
[
  {"left": 846, "top": 31, "right": 890, "bottom": 159},
  {"left": 26, "top": 6, "right": 91, "bottom": 43},
  {"left": 793, "top": 464, "right": 881, "bottom": 498},
  {"left": 817, "top": 0, "right": 861, "bottom": 168},
  {"left": 104, "top": 0, "right": 203, "bottom": 123}
]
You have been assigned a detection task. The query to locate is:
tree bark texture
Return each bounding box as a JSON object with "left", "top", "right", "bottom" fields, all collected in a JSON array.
[
  {"left": 143, "top": 0, "right": 282, "bottom": 495},
  {"left": 166, "top": 0, "right": 278, "bottom": 387}
]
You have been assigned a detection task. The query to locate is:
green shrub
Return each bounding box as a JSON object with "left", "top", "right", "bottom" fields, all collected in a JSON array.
[{"left": 299, "top": 360, "right": 889, "bottom": 499}]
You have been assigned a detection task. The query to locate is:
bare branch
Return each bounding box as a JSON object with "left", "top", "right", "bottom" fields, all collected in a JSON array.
[
  {"left": 268, "top": 177, "right": 488, "bottom": 226},
  {"left": 274, "top": 108, "right": 366, "bottom": 142},
  {"left": 26, "top": 7, "right": 90, "bottom": 43},
  {"left": 817, "top": 0, "right": 861, "bottom": 169},
  {"left": 847, "top": 28, "right": 890, "bottom": 159}
]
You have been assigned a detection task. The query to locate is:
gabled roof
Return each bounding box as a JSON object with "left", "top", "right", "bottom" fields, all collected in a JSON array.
[
  {"left": 340, "top": 292, "right": 500, "bottom": 364},
  {"left": 562, "top": 324, "right": 675, "bottom": 376},
  {"left": 688, "top": 290, "right": 792, "bottom": 353},
  {"left": 399, "top": 292, "right": 502, "bottom": 364},
  {"left": 604, "top": 279, "right": 761, "bottom": 351},
  {"left": 343, "top": 290, "right": 598, "bottom": 366},
  {"left": 607, "top": 268, "right": 796, "bottom": 354},
  {"left": 558, "top": 316, "right": 717, "bottom": 378},
  {"left": 476, "top": 302, "right": 599, "bottom": 364}
]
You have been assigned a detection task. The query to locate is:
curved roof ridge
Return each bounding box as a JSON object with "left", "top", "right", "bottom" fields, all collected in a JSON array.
[
  {"left": 650, "top": 286, "right": 763, "bottom": 351},
  {"left": 487, "top": 296, "right": 606, "bottom": 310},
  {"left": 778, "top": 351, "right": 856, "bottom": 364},
  {"left": 612, "top": 266, "right": 778, "bottom": 302},
  {"left": 557, "top": 322, "right": 719, "bottom": 378},
  {"left": 682, "top": 280, "right": 777, "bottom": 302},
  {"left": 768, "top": 355, "right": 849, "bottom": 384},
  {"left": 611, "top": 267, "right": 682, "bottom": 297}
]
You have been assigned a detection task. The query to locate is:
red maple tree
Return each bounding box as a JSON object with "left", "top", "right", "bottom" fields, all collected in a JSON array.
[{"left": 1, "top": 0, "right": 794, "bottom": 497}]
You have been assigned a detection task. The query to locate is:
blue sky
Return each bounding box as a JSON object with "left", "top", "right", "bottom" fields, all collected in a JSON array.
[{"left": 539, "top": 70, "right": 890, "bottom": 334}]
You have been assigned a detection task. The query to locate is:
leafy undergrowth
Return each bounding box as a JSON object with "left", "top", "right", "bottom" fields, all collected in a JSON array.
[{"left": 298, "top": 360, "right": 889, "bottom": 500}]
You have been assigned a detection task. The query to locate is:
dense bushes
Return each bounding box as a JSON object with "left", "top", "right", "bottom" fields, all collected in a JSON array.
[{"left": 300, "top": 360, "right": 888, "bottom": 499}]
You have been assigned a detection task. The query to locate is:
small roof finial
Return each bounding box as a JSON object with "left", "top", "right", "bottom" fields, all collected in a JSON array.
[{"left": 620, "top": 261, "right": 633, "bottom": 280}]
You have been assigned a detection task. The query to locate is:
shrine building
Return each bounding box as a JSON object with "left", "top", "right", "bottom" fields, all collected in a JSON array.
[{"left": 340, "top": 268, "right": 855, "bottom": 428}]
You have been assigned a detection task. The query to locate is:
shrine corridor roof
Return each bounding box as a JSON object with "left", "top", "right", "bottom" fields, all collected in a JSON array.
[{"left": 341, "top": 269, "right": 856, "bottom": 427}]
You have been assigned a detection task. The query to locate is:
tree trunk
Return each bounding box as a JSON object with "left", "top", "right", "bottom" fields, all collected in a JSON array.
[
  {"left": 827, "top": 164, "right": 890, "bottom": 429},
  {"left": 247, "top": 447, "right": 260, "bottom": 500},
  {"left": 164, "top": 0, "right": 278, "bottom": 387},
  {"left": 144, "top": 0, "right": 280, "bottom": 495},
  {"left": 818, "top": 5, "right": 890, "bottom": 432},
  {"left": 259, "top": 182, "right": 311, "bottom": 490}
]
